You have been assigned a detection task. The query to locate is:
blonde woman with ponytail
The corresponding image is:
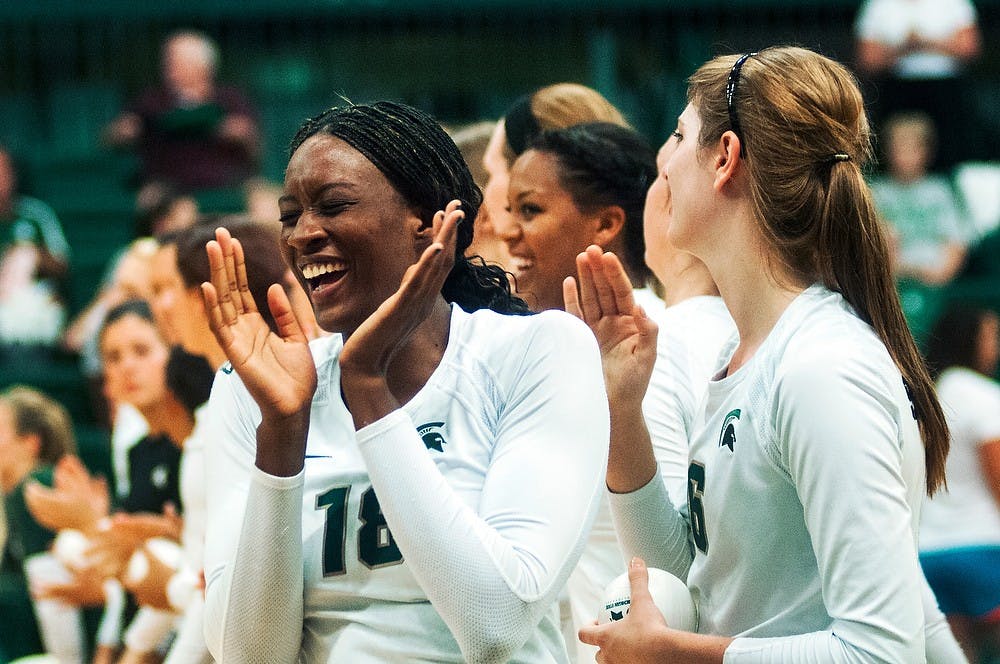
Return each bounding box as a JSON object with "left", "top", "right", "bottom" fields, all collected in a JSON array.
[{"left": 571, "top": 46, "right": 962, "bottom": 663}]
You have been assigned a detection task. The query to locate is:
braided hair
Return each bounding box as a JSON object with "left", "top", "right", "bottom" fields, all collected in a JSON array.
[
  {"left": 290, "top": 101, "right": 530, "bottom": 315},
  {"left": 529, "top": 122, "right": 655, "bottom": 286}
]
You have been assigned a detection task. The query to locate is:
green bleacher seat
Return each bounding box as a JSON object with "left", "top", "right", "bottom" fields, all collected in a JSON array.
[
  {"left": 194, "top": 187, "right": 246, "bottom": 215},
  {"left": 45, "top": 83, "right": 122, "bottom": 162},
  {"left": 0, "top": 94, "right": 42, "bottom": 157},
  {"left": 0, "top": 346, "right": 95, "bottom": 426}
]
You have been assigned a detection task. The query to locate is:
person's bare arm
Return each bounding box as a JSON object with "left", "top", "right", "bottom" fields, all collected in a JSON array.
[{"left": 977, "top": 439, "right": 1000, "bottom": 508}]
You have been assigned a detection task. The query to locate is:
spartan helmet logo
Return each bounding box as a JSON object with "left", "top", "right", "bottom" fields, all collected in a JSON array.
[
  {"left": 719, "top": 409, "right": 741, "bottom": 453},
  {"left": 417, "top": 422, "right": 447, "bottom": 452}
]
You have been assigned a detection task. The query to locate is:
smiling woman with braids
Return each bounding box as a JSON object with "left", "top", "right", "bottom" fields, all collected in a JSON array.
[{"left": 200, "top": 101, "right": 610, "bottom": 663}]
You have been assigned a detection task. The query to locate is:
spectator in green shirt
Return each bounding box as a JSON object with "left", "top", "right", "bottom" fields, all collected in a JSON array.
[{"left": 870, "top": 112, "right": 968, "bottom": 287}]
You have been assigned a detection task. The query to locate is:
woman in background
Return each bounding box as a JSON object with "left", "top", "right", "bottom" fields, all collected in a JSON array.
[
  {"left": 503, "top": 122, "right": 655, "bottom": 312},
  {"left": 920, "top": 304, "right": 1000, "bottom": 662},
  {"left": 0, "top": 386, "right": 76, "bottom": 662},
  {"left": 498, "top": 120, "right": 656, "bottom": 661},
  {"left": 481, "top": 82, "right": 628, "bottom": 270},
  {"left": 28, "top": 300, "right": 189, "bottom": 664}
]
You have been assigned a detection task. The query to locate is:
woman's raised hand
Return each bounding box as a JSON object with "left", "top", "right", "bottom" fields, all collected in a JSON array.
[
  {"left": 202, "top": 227, "right": 317, "bottom": 422},
  {"left": 337, "top": 200, "right": 462, "bottom": 430},
  {"left": 564, "top": 245, "right": 658, "bottom": 406},
  {"left": 339, "top": 200, "right": 463, "bottom": 381}
]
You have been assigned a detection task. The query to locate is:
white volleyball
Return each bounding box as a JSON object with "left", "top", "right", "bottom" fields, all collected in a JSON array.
[{"left": 598, "top": 567, "right": 698, "bottom": 632}]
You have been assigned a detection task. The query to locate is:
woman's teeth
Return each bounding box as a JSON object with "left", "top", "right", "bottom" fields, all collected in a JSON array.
[{"left": 302, "top": 262, "right": 341, "bottom": 280}]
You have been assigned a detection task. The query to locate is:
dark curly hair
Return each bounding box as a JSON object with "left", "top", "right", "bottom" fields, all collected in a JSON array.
[{"left": 290, "top": 101, "right": 530, "bottom": 315}]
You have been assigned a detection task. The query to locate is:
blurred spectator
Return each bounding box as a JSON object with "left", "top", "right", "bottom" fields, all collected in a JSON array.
[
  {"left": 64, "top": 188, "right": 197, "bottom": 428},
  {"left": 148, "top": 220, "right": 300, "bottom": 664},
  {"left": 448, "top": 121, "right": 512, "bottom": 268},
  {"left": 103, "top": 30, "right": 260, "bottom": 193},
  {"left": 0, "top": 386, "right": 77, "bottom": 661},
  {"left": 855, "top": 0, "right": 982, "bottom": 172},
  {"left": 27, "top": 300, "right": 190, "bottom": 663},
  {"left": 62, "top": 238, "right": 160, "bottom": 428},
  {"left": 133, "top": 183, "right": 199, "bottom": 239},
  {"left": 920, "top": 304, "right": 1000, "bottom": 663},
  {"left": 242, "top": 177, "right": 282, "bottom": 226},
  {"left": 870, "top": 112, "right": 968, "bottom": 288},
  {"left": 0, "top": 146, "right": 69, "bottom": 347}
]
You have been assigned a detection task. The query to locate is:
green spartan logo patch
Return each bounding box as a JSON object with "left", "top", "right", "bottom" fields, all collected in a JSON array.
[
  {"left": 417, "top": 422, "right": 447, "bottom": 452},
  {"left": 719, "top": 409, "right": 740, "bottom": 452}
]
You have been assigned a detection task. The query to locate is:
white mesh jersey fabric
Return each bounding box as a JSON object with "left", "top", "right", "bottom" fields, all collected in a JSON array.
[{"left": 203, "top": 305, "right": 609, "bottom": 663}]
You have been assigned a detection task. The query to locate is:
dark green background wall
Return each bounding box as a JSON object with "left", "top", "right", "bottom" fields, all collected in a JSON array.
[{"left": 2, "top": 0, "right": 998, "bottom": 179}]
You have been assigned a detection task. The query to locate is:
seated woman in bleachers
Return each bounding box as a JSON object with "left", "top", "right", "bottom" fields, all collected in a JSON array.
[
  {"left": 869, "top": 112, "right": 969, "bottom": 289},
  {"left": 63, "top": 185, "right": 199, "bottom": 428},
  {"left": 0, "top": 386, "right": 77, "bottom": 662},
  {"left": 27, "top": 300, "right": 191, "bottom": 664},
  {"left": 62, "top": 238, "right": 159, "bottom": 429}
]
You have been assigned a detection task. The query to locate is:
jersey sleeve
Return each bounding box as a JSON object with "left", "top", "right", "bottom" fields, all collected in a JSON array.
[
  {"left": 607, "top": 468, "right": 693, "bottom": 580},
  {"left": 642, "top": 325, "right": 697, "bottom": 507},
  {"left": 201, "top": 370, "right": 305, "bottom": 664},
  {"left": 354, "top": 315, "right": 610, "bottom": 664},
  {"left": 724, "top": 353, "right": 925, "bottom": 663},
  {"left": 921, "top": 573, "right": 968, "bottom": 664}
]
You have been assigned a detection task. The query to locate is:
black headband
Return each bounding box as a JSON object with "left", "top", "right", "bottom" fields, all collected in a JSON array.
[
  {"left": 726, "top": 52, "right": 757, "bottom": 147},
  {"left": 503, "top": 93, "right": 542, "bottom": 156}
]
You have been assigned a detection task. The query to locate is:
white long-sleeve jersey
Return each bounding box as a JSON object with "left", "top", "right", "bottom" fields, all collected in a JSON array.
[
  {"left": 202, "top": 305, "right": 610, "bottom": 663},
  {"left": 610, "top": 285, "right": 947, "bottom": 663}
]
